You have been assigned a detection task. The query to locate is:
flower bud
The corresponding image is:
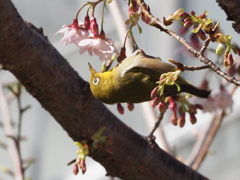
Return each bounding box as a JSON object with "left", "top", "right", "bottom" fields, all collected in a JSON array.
[
  {"left": 84, "top": 15, "right": 90, "bottom": 30},
  {"left": 169, "top": 97, "right": 177, "bottom": 113},
  {"left": 127, "top": 103, "right": 135, "bottom": 111},
  {"left": 128, "top": 0, "right": 139, "bottom": 15},
  {"left": 151, "top": 95, "right": 162, "bottom": 107},
  {"left": 73, "top": 164, "right": 79, "bottom": 175},
  {"left": 199, "top": 13, "right": 207, "bottom": 19},
  {"left": 141, "top": 13, "right": 151, "bottom": 24},
  {"left": 197, "top": 28, "right": 206, "bottom": 41},
  {"left": 170, "top": 113, "right": 178, "bottom": 126},
  {"left": 157, "top": 102, "right": 168, "bottom": 113},
  {"left": 190, "top": 114, "right": 197, "bottom": 124},
  {"left": 151, "top": 87, "right": 159, "bottom": 99},
  {"left": 177, "top": 117, "right": 185, "bottom": 127},
  {"left": 117, "top": 47, "right": 126, "bottom": 63},
  {"left": 184, "top": 21, "right": 193, "bottom": 28},
  {"left": 90, "top": 17, "right": 99, "bottom": 36},
  {"left": 179, "top": 12, "right": 190, "bottom": 19},
  {"left": 190, "top": 10, "right": 196, "bottom": 16},
  {"left": 117, "top": 103, "right": 124, "bottom": 114},
  {"left": 184, "top": 17, "right": 192, "bottom": 22},
  {"left": 227, "top": 53, "right": 234, "bottom": 66}
]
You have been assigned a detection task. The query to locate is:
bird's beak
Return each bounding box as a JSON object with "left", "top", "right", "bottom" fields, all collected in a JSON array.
[{"left": 88, "top": 63, "right": 97, "bottom": 74}]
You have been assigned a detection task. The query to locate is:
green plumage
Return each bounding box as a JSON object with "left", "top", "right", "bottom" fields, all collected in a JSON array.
[{"left": 89, "top": 50, "right": 210, "bottom": 104}]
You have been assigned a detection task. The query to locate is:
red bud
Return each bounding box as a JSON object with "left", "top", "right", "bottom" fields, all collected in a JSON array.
[{"left": 184, "top": 21, "right": 193, "bottom": 28}]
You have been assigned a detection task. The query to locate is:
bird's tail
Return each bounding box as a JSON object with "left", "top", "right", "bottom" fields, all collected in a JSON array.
[
  {"left": 164, "top": 84, "right": 211, "bottom": 98},
  {"left": 183, "top": 85, "right": 211, "bottom": 98}
]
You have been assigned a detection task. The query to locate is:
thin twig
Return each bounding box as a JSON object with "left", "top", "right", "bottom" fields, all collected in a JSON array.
[
  {"left": 135, "top": 0, "right": 240, "bottom": 86},
  {"left": 148, "top": 111, "right": 165, "bottom": 138},
  {"left": 140, "top": 102, "right": 172, "bottom": 154},
  {"left": 200, "top": 37, "right": 211, "bottom": 54},
  {"left": 169, "top": 59, "right": 209, "bottom": 71},
  {"left": 0, "top": 80, "right": 24, "bottom": 180}
]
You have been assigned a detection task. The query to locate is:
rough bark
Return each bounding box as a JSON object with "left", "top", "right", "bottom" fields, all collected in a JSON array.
[
  {"left": 216, "top": 0, "right": 240, "bottom": 33},
  {"left": 0, "top": 0, "right": 208, "bottom": 179}
]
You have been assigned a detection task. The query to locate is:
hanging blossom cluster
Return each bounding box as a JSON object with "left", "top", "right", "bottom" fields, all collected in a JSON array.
[{"left": 55, "top": 16, "right": 119, "bottom": 61}]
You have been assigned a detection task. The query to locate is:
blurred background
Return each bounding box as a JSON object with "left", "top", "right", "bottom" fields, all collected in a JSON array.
[{"left": 1, "top": 0, "right": 240, "bottom": 179}]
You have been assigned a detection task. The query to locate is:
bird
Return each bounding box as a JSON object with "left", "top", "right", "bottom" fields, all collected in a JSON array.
[{"left": 88, "top": 49, "right": 211, "bottom": 104}]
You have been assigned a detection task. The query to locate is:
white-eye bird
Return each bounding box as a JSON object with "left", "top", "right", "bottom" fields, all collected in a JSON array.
[{"left": 88, "top": 49, "right": 210, "bottom": 104}]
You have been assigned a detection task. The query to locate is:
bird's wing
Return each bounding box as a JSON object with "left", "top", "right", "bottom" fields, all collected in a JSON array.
[{"left": 116, "top": 51, "right": 176, "bottom": 78}]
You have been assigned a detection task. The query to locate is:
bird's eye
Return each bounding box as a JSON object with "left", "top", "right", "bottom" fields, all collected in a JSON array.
[{"left": 93, "top": 78, "right": 100, "bottom": 85}]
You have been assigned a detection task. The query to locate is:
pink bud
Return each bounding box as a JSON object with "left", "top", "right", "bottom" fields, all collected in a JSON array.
[
  {"left": 84, "top": 15, "right": 90, "bottom": 30},
  {"left": 72, "top": 18, "right": 79, "bottom": 29},
  {"left": 73, "top": 164, "right": 79, "bottom": 175},
  {"left": 177, "top": 117, "right": 185, "bottom": 127},
  {"left": 82, "top": 166, "right": 86, "bottom": 174},
  {"left": 170, "top": 113, "right": 178, "bottom": 126},
  {"left": 141, "top": 13, "right": 151, "bottom": 24},
  {"left": 227, "top": 53, "right": 234, "bottom": 66},
  {"left": 179, "top": 12, "right": 190, "bottom": 19},
  {"left": 199, "top": 13, "right": 207, "bottom": 19},
  {"left": 128, "top": 0, "right": 139, "bottom": 15},
  {"left": 184, "top": 21, "right": 193, "bottom": 28},
  {"left": 224, "top": 58, "right": 229, "bottom": 67},
  {"left": 190, "top": 114, "right": 197, "bottom": 124},
  {"left": 184, "top": 17, "right": 192, "bottom": 22},
  {"left": 117, "top": 47, "right": 126, "bottom": 62},
  {"left": 151, "top": 87, "right": 159, "bottom": 99},
  {"left": 127, "top": 103, "right": 134, "bottom": 111},
  {"left": 168, "top": 97, "right": 177, "bottom": 113},
  {"left": 90, "top": 17, "right": 99, "bottom": 36},
  {"left": 117, "top": 103, "right": 124, "bottom": 114},
  {"left": 197, "top": 28, "right": 206, "bottom": 41},
  {"left": 190, "top": 33, "right": 200, "bottom": 49},
  {"left": 151, "top": 95, "right": 164, "bottom": 107},
  {"left": 190, "top": 10, "right": 196, "bottom": 16},
  {"left": 157, "top": 102, "right": 168, "bottom": 113}
]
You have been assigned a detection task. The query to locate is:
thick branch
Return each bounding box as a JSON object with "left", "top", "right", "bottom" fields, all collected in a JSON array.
[
  {"left": 216, "top": 0, "right": 240, "bottom": 33},
  {"left": 0, "top": 0, "right": 208, "bottom": 179}
]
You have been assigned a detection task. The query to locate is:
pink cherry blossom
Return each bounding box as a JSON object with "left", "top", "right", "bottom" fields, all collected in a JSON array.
[
  {"left": 78, "top": 36, "right": 119, "bottom": 61},
  {"left": 55, "top": 18, "right": 89, "bottom": 46}
]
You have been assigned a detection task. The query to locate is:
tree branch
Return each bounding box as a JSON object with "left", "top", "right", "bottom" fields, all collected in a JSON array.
[
  {"left": 216, "top": 0, "right": 240, "bottom": 33},
  {"left": 136, "top": 0, "right": 240, "bottom": 86},
  {"left": 0, "top": 0, "right": 208, "bottom": 179}
]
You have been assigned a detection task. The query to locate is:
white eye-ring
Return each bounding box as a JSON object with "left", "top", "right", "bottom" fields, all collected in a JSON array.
[{"left": 93, "top": 78, "right": 100, "bottom": 85}]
